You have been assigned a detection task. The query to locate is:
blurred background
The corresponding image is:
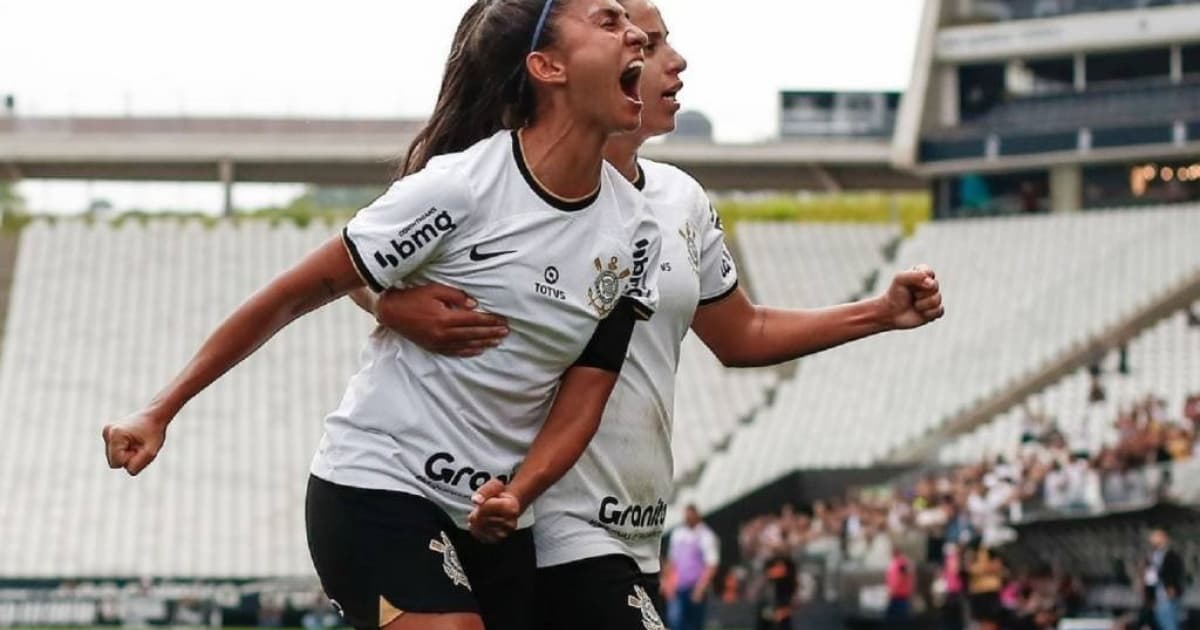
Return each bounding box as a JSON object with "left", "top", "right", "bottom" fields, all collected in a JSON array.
[{"left": 0, "top": 0, "right": 1198, "bottom": 629}]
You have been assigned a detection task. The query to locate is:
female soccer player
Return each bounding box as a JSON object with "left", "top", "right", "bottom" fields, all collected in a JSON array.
[
  {"left": 363, "top": 2, "right": 945, "bottom": 629},
  {"left": 102, "top": 2, "right": 661, "bottom": 630}
]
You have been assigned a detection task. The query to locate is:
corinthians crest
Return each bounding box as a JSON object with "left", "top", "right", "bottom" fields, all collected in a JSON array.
[
  {"left": 588, "top": 256, "right": 631, "bottom": 317},
  {"left": 627, "top": 585, "right": 666, "bottom": 630},
  {"left": 429, "top": 531, "right": 471, "bottom": 591},
  {"left": 679, "top": 223, "right": 700, "bottom": 273}
]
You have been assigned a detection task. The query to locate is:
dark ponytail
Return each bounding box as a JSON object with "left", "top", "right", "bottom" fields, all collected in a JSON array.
[{"left": 401, "top": 0, "right": 565, "bottom": 176}]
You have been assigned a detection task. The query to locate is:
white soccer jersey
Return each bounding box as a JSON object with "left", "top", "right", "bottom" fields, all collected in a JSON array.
[
  {"left": 532, "top": 158, "right": 738, "bottom": 573},
  {"left": 311, "top": 130, "right": 661, "bottom": 529}
]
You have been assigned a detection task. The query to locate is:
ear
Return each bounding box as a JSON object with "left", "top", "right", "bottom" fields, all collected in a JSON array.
[{"left": 526, "top": 50, "right": 568, "bottom": 87}]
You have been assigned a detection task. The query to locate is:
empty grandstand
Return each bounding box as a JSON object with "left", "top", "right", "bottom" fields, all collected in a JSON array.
[
  {"left": 0, "top": 220, "right": 373, "bottom": 578},
  {"left": 2, "top": 206, "right": 1198, "bottom": 627},
  {"left": 670, "top": 223, "right": 903, "bottom": 484},
  {"left": 676, "top": 203, "right": 1200, "bottom": 517}
]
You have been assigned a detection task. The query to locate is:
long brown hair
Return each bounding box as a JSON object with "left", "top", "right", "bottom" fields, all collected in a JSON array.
[{"left": 401, "top": 0, "right": 565, "bottom": 176}]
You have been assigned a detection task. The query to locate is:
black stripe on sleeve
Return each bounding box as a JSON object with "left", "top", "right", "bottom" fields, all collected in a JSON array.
[
  {"left": 698, "top": 280, "right": 740, "bottom": 307},
  {"left": 341, "top": 227, "right": 386, "bottom": 293},
  {"left": 573, "top": 297, "right": 640, "bottom": 372},
  {"left": 631, "top": 300, "right": 654, "bottom": 321}
]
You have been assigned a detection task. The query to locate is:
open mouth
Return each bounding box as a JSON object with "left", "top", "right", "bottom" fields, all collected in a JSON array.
[
  {"left": 619, "top": 60, "right": 644, "bottom": 105},
  {"left": 662, "top": 82, "right": 683, "bottom": 107}
]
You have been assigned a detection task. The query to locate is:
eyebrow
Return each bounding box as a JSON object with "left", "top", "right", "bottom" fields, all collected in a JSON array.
[{"left": 591, "top": 6, "right": 623, "bottom": 20}]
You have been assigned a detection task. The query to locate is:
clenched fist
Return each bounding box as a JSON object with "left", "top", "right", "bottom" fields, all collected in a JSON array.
[
  {"left": 102, "top": 412, "right": 168, "bottom": 476},
  {"left": 467, "top": 479, "right": 521, "bottom": 544},
  {"left": 879, "top": 264, "right": 944, "bottom": 330}
]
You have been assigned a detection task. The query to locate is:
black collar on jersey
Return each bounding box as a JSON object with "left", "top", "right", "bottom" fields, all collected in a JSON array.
[
  {"left": 632, "top": 163, "right": 646, "bottom": 191},
  {"left": 511, "top": 130, "right": 601, "bottom": 212}
]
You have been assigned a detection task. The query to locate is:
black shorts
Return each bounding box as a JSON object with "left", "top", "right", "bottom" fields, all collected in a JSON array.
[
  {"left": 305, "top": 475, "right": 535, "bottom": 630},
  {"left": 968, "top": 591, "right": 1004, "bottom": 623},
  {"left": 536, "top": 554, "right": 666, "bottom": 630}
]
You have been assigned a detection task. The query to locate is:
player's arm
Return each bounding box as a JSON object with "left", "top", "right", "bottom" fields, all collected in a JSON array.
[
  {"left": 347, "top": 287, "right": 379, "bottom": 315},
  {"left": 688, "top": 188, "right": 942, "bottom": 368},
  {"left": 349, "top": 284, "right": 509, "bottom": 357},
  {"left": 466, "top": 296, "right": 642, "bottom": 542},
  {"left": 504, "top": 363, "right": 619, "bottom": 505},
  {"left": 468, "top": 202, "right": 662, "bottom": 541},
  {"left": 691, "top": 267, "right": 944, "bottom": 368},
  {"left": 105, "top": 166, "right": 471, "bottom": 476},
  {"left": 103, "top": 237, "right": 365, "bottom": 476}
]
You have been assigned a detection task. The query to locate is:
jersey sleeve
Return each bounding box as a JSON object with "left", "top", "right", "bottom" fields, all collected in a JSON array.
[
  {"left": 341, "top": 165, "right": 473, "bottom": 292},
  {"left": 695, "top": 188, "right": 739, "bottom": 305},
  {"left": 623, "top": 200, "right": 662, "bottom": 321}
]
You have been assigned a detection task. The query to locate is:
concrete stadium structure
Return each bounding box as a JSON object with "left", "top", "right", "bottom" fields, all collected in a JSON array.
[{"left": 0, "top": 116, "right": 922, "bottom": 215}]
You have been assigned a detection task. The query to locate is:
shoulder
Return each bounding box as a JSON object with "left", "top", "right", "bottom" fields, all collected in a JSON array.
[
  {"left": 599, "top": 161, "right": 655, "bottom": 233},
  {"left": 639, "top": 158, "right": 714, "bottom": 224},
  {"left": 601, "top": 160, "right": 648, "bottom": 205},
  {"left": 423, "top": 130, "right": 513, "bottom": 189},
  {"left": 389, "top": 131, "right": 518, "bottom": 218},
  {"left": 638, "top": 158, "right": 696, "bottom": 189},
  {"left": 638, "top": 159, "right": 706, "bottom": 199},
  {"left": 389, "top": 152, "right": 473, "bottom": 209}
]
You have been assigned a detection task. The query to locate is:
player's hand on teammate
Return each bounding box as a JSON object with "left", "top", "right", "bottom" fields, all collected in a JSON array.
[
  {"left": 375, "top": 284, "right": 508, "bottom": 357},
  {"left": 879, "top": 263, "right": 944, "bottom": 330},
  {"left": 467, "top": 479, "right": 521, "bottom": 543},
  {"left": 102, "top": 411, "right": 169, "bottom": 476}
]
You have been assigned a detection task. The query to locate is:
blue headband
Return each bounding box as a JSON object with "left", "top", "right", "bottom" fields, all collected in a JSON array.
[{"left": 529, "top": 0, "right": 555, "bottom": 53}]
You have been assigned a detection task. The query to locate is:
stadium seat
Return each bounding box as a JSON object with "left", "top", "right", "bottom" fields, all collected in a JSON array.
[
  {"left": 679, "top": 205, "right": 1200, "bottom": 514},
  {"left": 0, "top": 219, "right": 373, "bottom": 577}
]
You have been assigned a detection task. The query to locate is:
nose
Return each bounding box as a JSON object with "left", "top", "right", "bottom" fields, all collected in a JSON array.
[
  {"left": 625, "top": 23, "right": 648, "bottom": 49},
  {"left": 672, "top": 49, "right": 688, "bottom": 75}
]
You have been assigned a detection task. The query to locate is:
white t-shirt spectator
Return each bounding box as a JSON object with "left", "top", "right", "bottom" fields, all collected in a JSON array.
[
  {"left": 668, "top": 523, "right": 720, "bottom": 590},
  {"left": 1044, "top": 467, "right": 1071, "bottom": 509}
]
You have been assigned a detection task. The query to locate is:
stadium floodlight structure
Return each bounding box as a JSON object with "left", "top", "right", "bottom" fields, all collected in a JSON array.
[{"left": 893, "top": 0, "right": 1200, "bottom": 218}]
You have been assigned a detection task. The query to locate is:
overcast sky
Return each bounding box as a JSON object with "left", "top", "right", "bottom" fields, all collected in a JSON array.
[{"left": 2, "top": 0, "right": 924, "bottom": 213}]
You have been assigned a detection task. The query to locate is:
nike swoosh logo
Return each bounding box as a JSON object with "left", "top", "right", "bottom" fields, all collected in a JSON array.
[{"left": 469, "top": 245, "right": 517, "bottom": 262}]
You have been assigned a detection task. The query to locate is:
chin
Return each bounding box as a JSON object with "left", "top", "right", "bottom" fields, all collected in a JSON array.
[{"left": 616, "top": 112, "right": 643, "bottom": 133}]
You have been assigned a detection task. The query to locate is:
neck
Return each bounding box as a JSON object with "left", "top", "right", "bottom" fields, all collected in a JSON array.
[
  {"left": 603, "top": 133, "right": 646, "bottom": 184},
  {"left": 519, "top": 115, "right": 609, "bottom": 200}
]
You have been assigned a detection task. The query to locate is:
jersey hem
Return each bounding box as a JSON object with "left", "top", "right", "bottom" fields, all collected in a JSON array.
[
  {"left": 535, "top": 537, "right": 661, "bottom": 574},
  {"left": 310, "top": 461, "right": 537, "bottom": 531},
  {"left": 699, "top": 279, "right": 739, "bottom": 306}
]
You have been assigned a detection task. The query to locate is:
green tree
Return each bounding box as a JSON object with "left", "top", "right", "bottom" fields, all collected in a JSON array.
[
  {"left": 0, "top": 181, "right": 23, "bottom": 211},
  {"left": 0, "top": 180, "right": 26, "bottom": 229}
]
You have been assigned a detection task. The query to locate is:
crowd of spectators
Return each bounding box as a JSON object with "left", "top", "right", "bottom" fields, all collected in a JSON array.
[{"left": 729, "top": 390, "right": 1199, "bottom": 628}]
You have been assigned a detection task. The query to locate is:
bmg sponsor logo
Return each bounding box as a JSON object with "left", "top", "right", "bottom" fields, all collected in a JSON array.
[{"left": 373, "top": 208, "right": 458, "bottom": 268}]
